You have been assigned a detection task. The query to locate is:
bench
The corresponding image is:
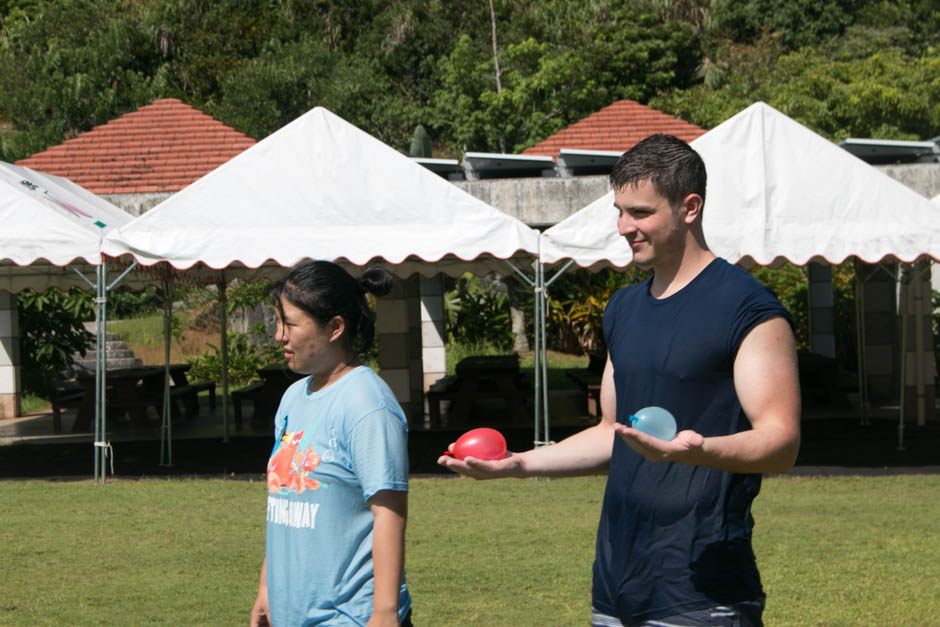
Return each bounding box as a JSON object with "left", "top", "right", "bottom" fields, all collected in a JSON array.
[
  {"left": 172, "top": 381, "right": 216, "bottom": 418},
  {"left": 51, "top": 389, "right": 86, "bottom": 434},
  {"left": 166, "top": 383, "right": 216, "bottom": 420},
  {"left": 426, "top": 375, "right": 460, "bottom": 428},
  {"left": 426, "top": 372, "right": 531, "bottom": 428},
  {"left": 566, "top": 368, "right": 602, "bottom": 417},
  {"left": 231, "top": 381, "right": 265, "bottom": 427}
]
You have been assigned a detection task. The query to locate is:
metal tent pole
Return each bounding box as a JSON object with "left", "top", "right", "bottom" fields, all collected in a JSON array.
[
  {"left": 533, "top": 261, "right": 543, "bottom": 447},
  {"left": 540, "top": 262, "right": 550, "bottom": 445},
  {"left": 94, "top": 264, "right": 105, "bottom": 484},
  {"left": 159, "top": 276, "right": 173, "bottom": 466},
  {"left": 505, "top": 260, "right": 538, "bottom": 448},
  {"left": 912, "top": 263, "right": 927, "bottom": 427},
  {"left": 539, "top": 260, "right": 575, "bottom": 447},
  {"left": 854, "top": 269, "right": 870, "bottom": 425},
  {"left": 70, "top": 265, "right": 108, "bottom": 484},
  {"left": 897, "top": 264, "right": 909, "bottom": 451},
  {"left": 218, "top": 274, "right": 231, "bottom": 443},
  {"left": 81, "top": 261, "right": 139, "bottom": 484}
]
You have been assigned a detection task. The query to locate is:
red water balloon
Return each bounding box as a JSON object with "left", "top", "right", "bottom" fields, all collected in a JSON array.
[{"left": 451, "top": 428, "right": 507, "bottom": 461}]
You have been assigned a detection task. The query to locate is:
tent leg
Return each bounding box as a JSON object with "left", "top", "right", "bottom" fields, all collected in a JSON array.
[
  {"left": 854, "top": 269, "right": 870, "bottom": 425},
  {"left": 94, "top": 264, "right": 105, "bottom": 484},
  {"left": 897, "top": 264, "right": 909, "bottom": 451},
  {"left": 912, "top": 263, "right": 927, "bottom": 427},
  {"left": 218, "top": 275, "right": 230, "bottom": 443},
  {"left": 539, "top": 262, "right": 550, "bottom": 446},
  {"left": 533, "top": 263, "right": 542, "bottom": 448},
  {"left": 159, "top": 277, "right": 174, "bottom": 467}
]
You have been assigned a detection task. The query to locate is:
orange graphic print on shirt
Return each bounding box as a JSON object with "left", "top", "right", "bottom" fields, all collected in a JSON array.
[{"left": 267, "top": 429, "right": 322, "bottom": 495}]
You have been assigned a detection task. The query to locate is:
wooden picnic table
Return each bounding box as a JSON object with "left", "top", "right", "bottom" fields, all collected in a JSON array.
[
  {"left": 232, "top": 363, "right": 304, "bottom": 428},
  {"left": 566, "top": 351, "right": 606, "bottom": 418},
  {"left": 426, "top": 354, "right": 531, "bottom": 428},
  {"left": 62, "top": 364, "right": 213, "bottom": 433}
]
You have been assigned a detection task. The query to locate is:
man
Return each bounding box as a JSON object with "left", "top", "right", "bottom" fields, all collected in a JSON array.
[{"left": 438, "top": 134, "right": 800, "bottom": 626}]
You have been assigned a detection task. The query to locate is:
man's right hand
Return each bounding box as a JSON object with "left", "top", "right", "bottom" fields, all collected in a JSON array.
[{"left": 437, "top": 445, "right": 526, "bottom": 480}]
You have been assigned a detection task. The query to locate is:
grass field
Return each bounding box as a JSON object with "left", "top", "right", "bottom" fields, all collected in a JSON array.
[
  {"left": 1, "top": 474, "right": 937, "bottom": 625},
  {"left": 107, "top": 315, "right": 217, "bottom": 366}
]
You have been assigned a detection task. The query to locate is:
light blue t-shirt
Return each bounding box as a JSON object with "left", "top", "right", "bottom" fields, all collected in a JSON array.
[{"left": 265, "top": 366, "right": 411, "bottom": 626}]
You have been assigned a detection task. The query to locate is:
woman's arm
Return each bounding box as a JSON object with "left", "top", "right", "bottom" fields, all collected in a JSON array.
[
  {"left": 249, "top": 557, "right": 270, "bottom": 627},
  {"left": 368, "top": 490, "right": 407, "bottom": 627}
]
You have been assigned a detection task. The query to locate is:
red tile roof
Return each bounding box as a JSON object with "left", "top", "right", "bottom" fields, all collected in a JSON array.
[
  {"left": 522, "top": 100, "right": 706, "bottom": 159},
  {"left": 16, "top": 98, "right": 255, "bottom": 194}
]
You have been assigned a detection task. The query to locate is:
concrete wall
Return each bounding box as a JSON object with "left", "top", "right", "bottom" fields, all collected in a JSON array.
[
  {"left": 103, "top": 192, "right": 173, "bottom": 217},
  {"left": 454, "top": 163, "right": 938, "bottom": 226},
  {"left": 375, "top": 277, "right": 424, "bottom": 426},
  {"left": 858, "top": 263, "right": 899, "bottom": 403},
  {"left": 0, "top": 291, "right": 20, "bottom": 419},
  {"left": 456, "top": 175, "right": 610, "bottom": 225},
  {"left": 876, "top": 163, "right": 940, "bottom": 199},
  {"left": 899, "top": 262, "right": 936, "bottom": 423},
  {"left": 808, "top": 262, "right": 835, "bottom": 359},
  {"left": 420, "top": 276, "right": 446, "bottom": 390}
]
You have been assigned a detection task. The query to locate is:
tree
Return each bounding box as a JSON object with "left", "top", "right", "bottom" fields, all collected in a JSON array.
[
  {"left": 709, "top": 0, "right": 857, "bottom": 50},
  {"left": 208, "top": 35, "right": 400, "bottom": 144},
  {"left": 0, "top": 0, "right": 163, "bottom": 161},
  {"left": 652, "top": 39, "right": 940, "bottom": 141},
  {"left": 429, "top": 1, "right": 702, "bottom": 155},
  {"left": 17, "top": 288, "right": 94, "bottom": 398}
]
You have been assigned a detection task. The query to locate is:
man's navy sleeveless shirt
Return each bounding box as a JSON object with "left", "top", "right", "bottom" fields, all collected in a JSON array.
[{"left": 593, "top": 258, "right": 793, "bottom": 623}]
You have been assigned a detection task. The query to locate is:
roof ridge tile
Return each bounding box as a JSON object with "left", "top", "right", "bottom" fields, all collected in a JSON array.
[
  {"left": 523, "top": 100, "right": 705, "bottom": 158},
  {"left": 16, "top": 98, "right": 255, "bottom": 190}
]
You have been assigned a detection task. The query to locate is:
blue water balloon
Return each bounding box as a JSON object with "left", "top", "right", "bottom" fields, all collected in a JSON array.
[{"left": 627, "top": 406, "right": 677, "bottom": 441}]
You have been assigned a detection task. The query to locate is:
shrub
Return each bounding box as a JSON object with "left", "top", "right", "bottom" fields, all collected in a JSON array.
[
  {"left": 545, "top": 268, "right": 650, "bottom": 354},
  {"left": 17, "top": 288, "right": 94, "bottom": 397},
  {"left": 185, "top": 328, "right": 282, "bottom": 388},
  {"left": 444, "top": 274, "right": 513, "bottom": 350},
  {"left": 107, "top": 286, "right": 162, "bottom": 318}
]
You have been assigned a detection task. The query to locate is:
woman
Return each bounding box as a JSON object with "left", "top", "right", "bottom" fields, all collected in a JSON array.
[{"left": 250, "top": 260, "right": 412, "bottom": 626}]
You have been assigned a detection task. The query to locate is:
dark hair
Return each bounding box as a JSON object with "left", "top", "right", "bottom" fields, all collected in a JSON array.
[
  {"left": 271, "top": 261, "right": 394, "bottom": 354},
  {"left": 609, "top": 134, "right": 707, "bottom": 209}
]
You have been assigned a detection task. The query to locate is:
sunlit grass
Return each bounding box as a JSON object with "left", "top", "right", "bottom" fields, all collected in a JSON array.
[
  {"left": 445, "top": 341, "right": 588, "bottom": 390},
  {"left": 1, "top": 475, "right": 937, "bottom": 625},
  {"left": 19, "top": 393, "right": 50, "bottom": 415},
  {"left": 107, "top": 315, "right": 217, "bottom": 365}
]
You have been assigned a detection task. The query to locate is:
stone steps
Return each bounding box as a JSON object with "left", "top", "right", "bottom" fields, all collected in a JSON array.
[{"left": 72, "top": 325, "right": 142, "bottom": 371}]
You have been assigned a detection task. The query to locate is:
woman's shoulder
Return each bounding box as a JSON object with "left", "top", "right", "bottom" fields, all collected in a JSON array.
[{"left": 341, "top": 367, "right": 404, "bottom": 413}]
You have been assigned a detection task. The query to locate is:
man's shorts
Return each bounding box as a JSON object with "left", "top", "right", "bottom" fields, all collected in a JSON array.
[{"left": 591, "top": 598, "right": 765, "bottom": 627}]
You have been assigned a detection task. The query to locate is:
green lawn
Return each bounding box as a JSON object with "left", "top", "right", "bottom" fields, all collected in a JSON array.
[
  {"left": 1, "top": 474, "right": 937, "bottom": 625},
  {"left": 445, "top": 341, "right": 588, "bottom": 391},
  {"left": 19, "top": 393, "right": 50, "bottom": 415}
]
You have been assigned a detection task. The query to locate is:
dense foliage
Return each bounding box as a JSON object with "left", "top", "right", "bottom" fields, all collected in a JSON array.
[
  {"left": 185, "top": 328, "right": 281, "bottom": 388},
  {"left": 546, "top": 268, "right": 651, "bottom": 353},
  {"left": 444, "top": 274, "right": 513, "bottom": 349},
  {"left": 1, "top": 0, "right": 936, "bottom": 162},
  {"left": 16, "top": 288, "right": 94, "bottom": 396},
  {"left": 3, "top": 0, "right": 933, "bottom": 378}
]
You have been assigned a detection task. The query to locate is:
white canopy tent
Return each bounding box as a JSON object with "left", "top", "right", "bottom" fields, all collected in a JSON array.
[
  {"left": 0, "top": 162, "right": 132, "bottom": 291},
  {"left": 101, "top": 106, "right": 539, "bottom": 279},
  {"left": 541, "top": 102, "right": 940, "bottom": 270},
  {"left": 0, "top": 161, "right": 138, "bottom": 483},
  {"left": 538, "top": 102, "right": 940, "bottom": 444},
  {"left": 101, "top": 106, "right": 542, "bottom": 455}
]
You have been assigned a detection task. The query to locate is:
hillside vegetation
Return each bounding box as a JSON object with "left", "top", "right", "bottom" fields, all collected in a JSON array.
[{"left": 0, "top": 0, "right": 936, "bottom": 162}]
